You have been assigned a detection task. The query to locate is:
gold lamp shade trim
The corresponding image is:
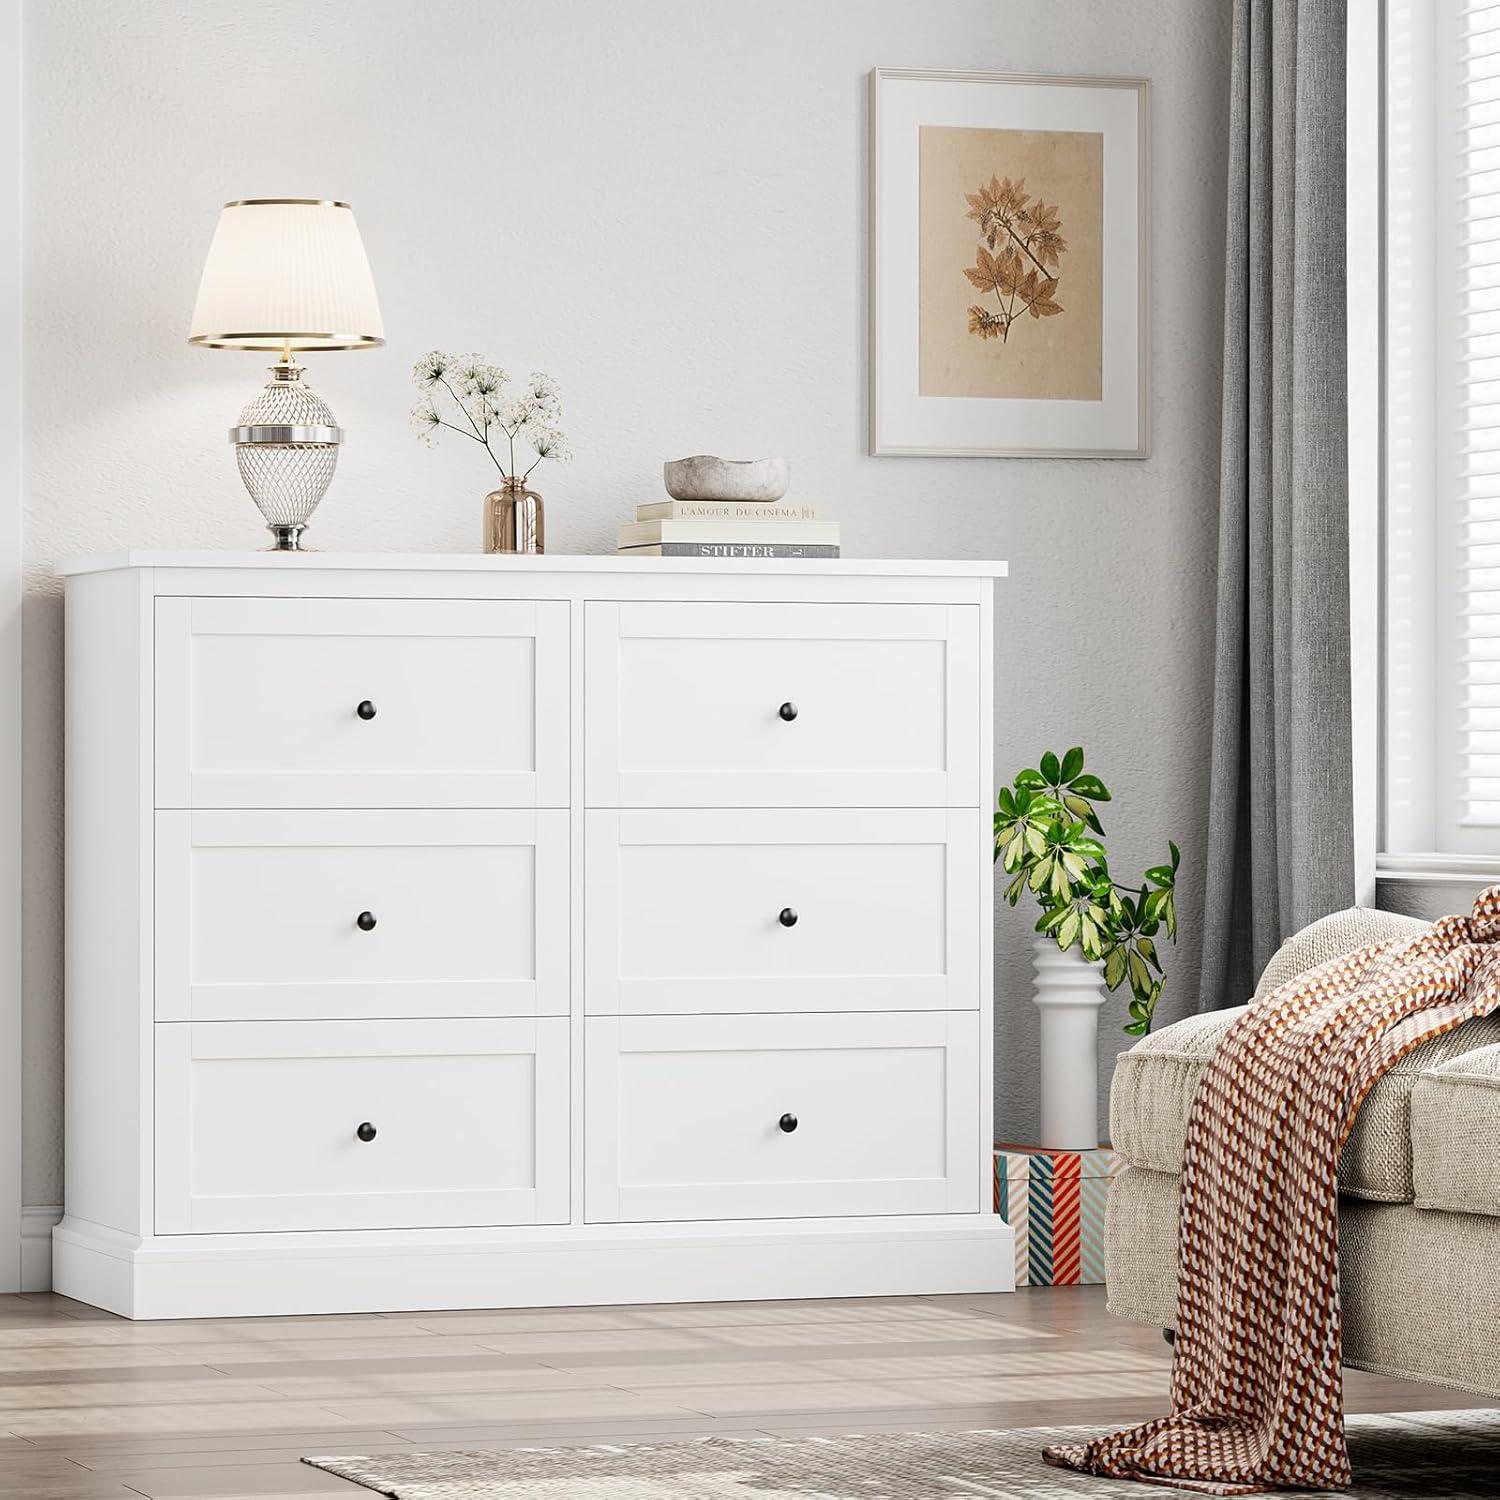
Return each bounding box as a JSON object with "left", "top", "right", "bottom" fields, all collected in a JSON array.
[
  {"left": 221, "top": 197, "right": 353, "bottom": 209},
  {"left": 189, "top": 331, "right": 386, "bottom": 351}
]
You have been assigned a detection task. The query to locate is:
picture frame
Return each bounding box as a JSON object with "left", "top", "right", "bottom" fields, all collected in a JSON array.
[{"left": 870, "top": 67, "right": 1150, "bottom": 458}]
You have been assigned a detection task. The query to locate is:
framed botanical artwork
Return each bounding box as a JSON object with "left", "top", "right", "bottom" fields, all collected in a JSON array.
[{"left": 870, "top": 68, "right": 1150, "bottom": 458}]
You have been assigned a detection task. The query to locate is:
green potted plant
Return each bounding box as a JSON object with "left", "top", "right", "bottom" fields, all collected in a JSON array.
[{"left": 994, "top": 748, "right": 1180, "bottom": 1148}]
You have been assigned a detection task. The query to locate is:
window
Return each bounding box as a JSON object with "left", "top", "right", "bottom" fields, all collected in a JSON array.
[
  {"left": 1381, "top": 0, "right": 1500, "bottom": 871},
  {"left": 1449, "top": 1, "right": 1500, "bottom": 831}
]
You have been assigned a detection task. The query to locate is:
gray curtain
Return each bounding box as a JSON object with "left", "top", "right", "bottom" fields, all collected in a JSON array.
[{"left": 1200, "top": 0, "right": 1355, "bottom": 1009}]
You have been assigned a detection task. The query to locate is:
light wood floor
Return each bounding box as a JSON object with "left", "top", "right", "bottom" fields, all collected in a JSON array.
[{"left": 0, "top": 1286, "right": 1483, "bottom": 1498}]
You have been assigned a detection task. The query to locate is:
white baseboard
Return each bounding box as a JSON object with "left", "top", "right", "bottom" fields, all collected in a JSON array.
[{"left": 20, "top": 1204, "right": 62, "bottom": 1292}]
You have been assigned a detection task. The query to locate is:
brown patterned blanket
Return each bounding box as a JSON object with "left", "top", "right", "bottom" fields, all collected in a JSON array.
[{"left": 1044, "top": 887, "right": 1500, "bottom": 1494}]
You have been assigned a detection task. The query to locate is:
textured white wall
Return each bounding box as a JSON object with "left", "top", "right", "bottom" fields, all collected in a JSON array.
[
  {"left": 1376, "top": 879, "right": 1483, "bottom": 924},
  {"left": 22, "top": 0, "right": 1230, "bottom": 1204}
]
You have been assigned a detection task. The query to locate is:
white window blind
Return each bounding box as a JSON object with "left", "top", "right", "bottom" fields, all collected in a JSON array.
[{"left": 1452, "top": 1, "right": 1500, "bottom": 831}]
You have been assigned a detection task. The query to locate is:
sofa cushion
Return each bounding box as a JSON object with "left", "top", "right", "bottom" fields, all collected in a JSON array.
[
  {"left": 1112, "top": 1007, "right": 1500, "bottom": 1200},
  {"left": 1110, "top": 907, "right": 1500, "bottom": 1203},
  {"left": 1251, "top": 907, "right": 1431, "bottom": 1001},
  {"left": 1411, "top": 1043, "right": 1500, "bottom": 1218}
]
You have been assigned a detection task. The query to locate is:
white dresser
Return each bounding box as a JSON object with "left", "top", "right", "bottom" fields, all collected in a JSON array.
[{"left": 55, "top": 552, "right": 1011, "bottom": 1318}]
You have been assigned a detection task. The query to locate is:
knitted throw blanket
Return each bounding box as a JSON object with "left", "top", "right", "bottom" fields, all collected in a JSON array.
[{"left": 1044, "top": 887, "right": 1500, "bottom": 1495}]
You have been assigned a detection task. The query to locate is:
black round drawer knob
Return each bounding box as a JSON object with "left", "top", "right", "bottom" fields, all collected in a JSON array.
[
  {"left": 356, "top": 700, "right": 377, "bottom": 720},
  {"left": 779, "top": 1113, "right": 798, "bottom": 1133},
  {"left": 355, "top": 1122, "right": 377, "bottom": 1142},
  {"left": 778, "top": 701, "right": 798, "bottom": 722},
  {"left": 778, "top": 907, "right": 798, "bottom": 927},
  {"left": 356, "top": 911, "right": 377, "bottom": 932}
]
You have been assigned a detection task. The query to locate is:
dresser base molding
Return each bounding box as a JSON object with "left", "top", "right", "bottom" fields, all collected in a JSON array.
[{"left": 52, "top": 1214, "right": 1015, "bottom": 1321}]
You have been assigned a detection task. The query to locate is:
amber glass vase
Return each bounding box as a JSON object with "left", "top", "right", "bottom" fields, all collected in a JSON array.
[{"left": 483, "top": 477, "right": 545, "bottom": 554}]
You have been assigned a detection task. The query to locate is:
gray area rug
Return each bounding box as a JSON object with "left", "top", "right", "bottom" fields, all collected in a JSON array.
[{"left": 306, "top": 1408, "right": 1500, "bottom": 1497}]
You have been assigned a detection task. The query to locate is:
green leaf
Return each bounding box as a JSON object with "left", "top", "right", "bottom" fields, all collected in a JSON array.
[
  {"left": 1015, "top": 768, "right": 1046, "bottom": 791},
  {"left": 1028, "top": 855, "right": 1051, "bottom": 892},
  {"left": 1005, "top": 871, "right": 1026, "bottom": 905},
  {"left": 1145, "top": 865, "right": 1175, "bottom": 887},
  {"left": 1128, "top": 948, "right": 1151, "bottom": 997},
  {"left": 1137, "top": 935, "right": 1161, "bottom": 972},
  {"left": 1128, "top": 998, "right": 1148, "bottom": 1019},
  {"left": 1072, "top": 836, "right": 1106, "bottom": 858},
  {"left": 1060, "top": 852, "right": 1089, "bottom": 882},
  {"left": 1067, "top": 774, "right": 1111, "bottom": 801},
  {"left": 1079, "top": 914, "right": 1102, "bottom": 960},
  {"left": 1123, "top": 1020, "right": 1148, "bottom": 1035},
  {"left": 1050, "top": 859, "right": 1071, "bottom": 901},
  {"left": 1037, "top": 905, "right": 1069, "bottom": 933},
  {"left": 1057, "top": 908, "right": 1080, "bottom": 949},
  {"left": 1170, "top": 841, "right": 1181, "bottom": 872},
  {"left": 1063, "top": 794, "right": 1102, "bottom": 830},
  {"left": 1061, "top": 746, "right": 1084, "bottom": 782},
  {"left": 997, "top": 786, "right": 1015, "bottom": 816},
  {"left": 1103, "top": 946, "right": 1128, "bottom": 990},
  {"left": 1163, "top": 891, "right": 1177, "bottom": 941},
  {"left": 1015, "top": 787, "right": 1033, "bottom": 813},
  {"left": 1040, "top": 750, "right": 1061, "bottom": 784}
]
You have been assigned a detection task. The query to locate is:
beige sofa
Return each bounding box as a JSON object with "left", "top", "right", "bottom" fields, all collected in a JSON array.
[{"left": 1106, "top": 908, "right": 1500, "bottom": 1399}]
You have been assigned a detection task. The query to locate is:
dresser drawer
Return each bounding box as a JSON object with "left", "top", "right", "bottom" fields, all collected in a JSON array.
[
  {"left": 155, "top": 597, "right": 569, "bottom": 809},
  {"left": 585, "top": 601, "right": 979, "bottom": 806},
  {"left": 155, "top": 810, "right": 568, "bottom": 1021},
  {"left": 585, "top": 1012, "right": 980, "bottom": 1222},
  {"left": 585, "top": 808, "right": 980, "bottom": 1014},
  {"left": 155, "top": 1019, "right": 568, "bottom": 1233}
]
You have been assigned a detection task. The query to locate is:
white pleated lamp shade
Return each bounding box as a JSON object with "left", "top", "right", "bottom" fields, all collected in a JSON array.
[{"left": 188, "top": 199, "right": 384, "bottom": 351}]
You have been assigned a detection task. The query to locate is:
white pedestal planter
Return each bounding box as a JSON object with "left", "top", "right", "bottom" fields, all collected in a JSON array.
[{"left": 1033, "top": 937, "right": 1109, "bottom": 1150}]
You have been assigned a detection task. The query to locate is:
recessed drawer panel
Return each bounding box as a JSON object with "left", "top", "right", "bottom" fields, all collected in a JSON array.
[
  {"left": 155, "top": 597, "right": 569, "bottom": 808},
  {"left": 585, "top": 601, "right": 979, "bottom": 806},
  {"left": 586, "top": 809, "right": 980, "bottom": 1014},
  {"left": 155, "top": 810, "right": 568, "bottom": 1021},
  {"left": 155, "top": 1018, "right": 568, "bottom": 1233},
  {"left": 585, "top": 1012, "right": 980, "bottom": 1223}
]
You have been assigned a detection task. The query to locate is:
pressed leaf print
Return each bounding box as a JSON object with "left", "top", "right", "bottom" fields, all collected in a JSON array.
[
  {"left": 918, "top": 125, "right": 1101, "bottom": 401},
  {"left": 962, "top": 174, "right": 1068, "bottom": 346}
]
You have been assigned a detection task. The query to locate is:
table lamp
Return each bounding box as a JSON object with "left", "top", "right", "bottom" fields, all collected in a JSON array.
[{"left": 189, "top": 199, "right": 384, "bottom": 550}]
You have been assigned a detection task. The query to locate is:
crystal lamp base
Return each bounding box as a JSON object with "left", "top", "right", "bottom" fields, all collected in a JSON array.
[{"left": 230, "top": 361, "right": 344, "bottom": 551}]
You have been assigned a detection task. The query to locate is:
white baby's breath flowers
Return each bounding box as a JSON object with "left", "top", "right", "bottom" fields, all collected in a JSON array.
[
  {"left": 450, "top": 353, "right": 489, "bottom": 387},
  {"left": 411, "top": 352, "right": 450, "bottom": 389},
  {"left": 522, "top": 372, "right": 561, "bottom": 414},
  {"left": 500, "top": 395, "right": 541, "bottom": 430},
  {"left": 410, "top": 349, "right": 569, "bottom": 481},
  {"left": 409, "top": 399, "right": 442, "bottom": 445},
  {"left": 459, "top": 363, "right": 508, "bottom": 400}
]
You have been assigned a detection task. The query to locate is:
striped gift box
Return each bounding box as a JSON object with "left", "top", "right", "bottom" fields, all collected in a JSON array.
[{"left": 994, "top": 1143, "right": 1123, "bottom": 1287}]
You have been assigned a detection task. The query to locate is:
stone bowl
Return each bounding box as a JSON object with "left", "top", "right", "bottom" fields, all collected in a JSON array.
[{"left": 663, "top": 455, "right": 790, "bottom": 502}]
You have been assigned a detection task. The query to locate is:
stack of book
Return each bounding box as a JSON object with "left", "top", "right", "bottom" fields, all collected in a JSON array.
[{"left": 617, "top": 498, "right": 840, "bottom": 558}]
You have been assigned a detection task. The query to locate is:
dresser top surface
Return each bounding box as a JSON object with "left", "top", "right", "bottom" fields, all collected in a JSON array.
[{"left": 56, "top": 550, "right": 1008, "bottom": 580}]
